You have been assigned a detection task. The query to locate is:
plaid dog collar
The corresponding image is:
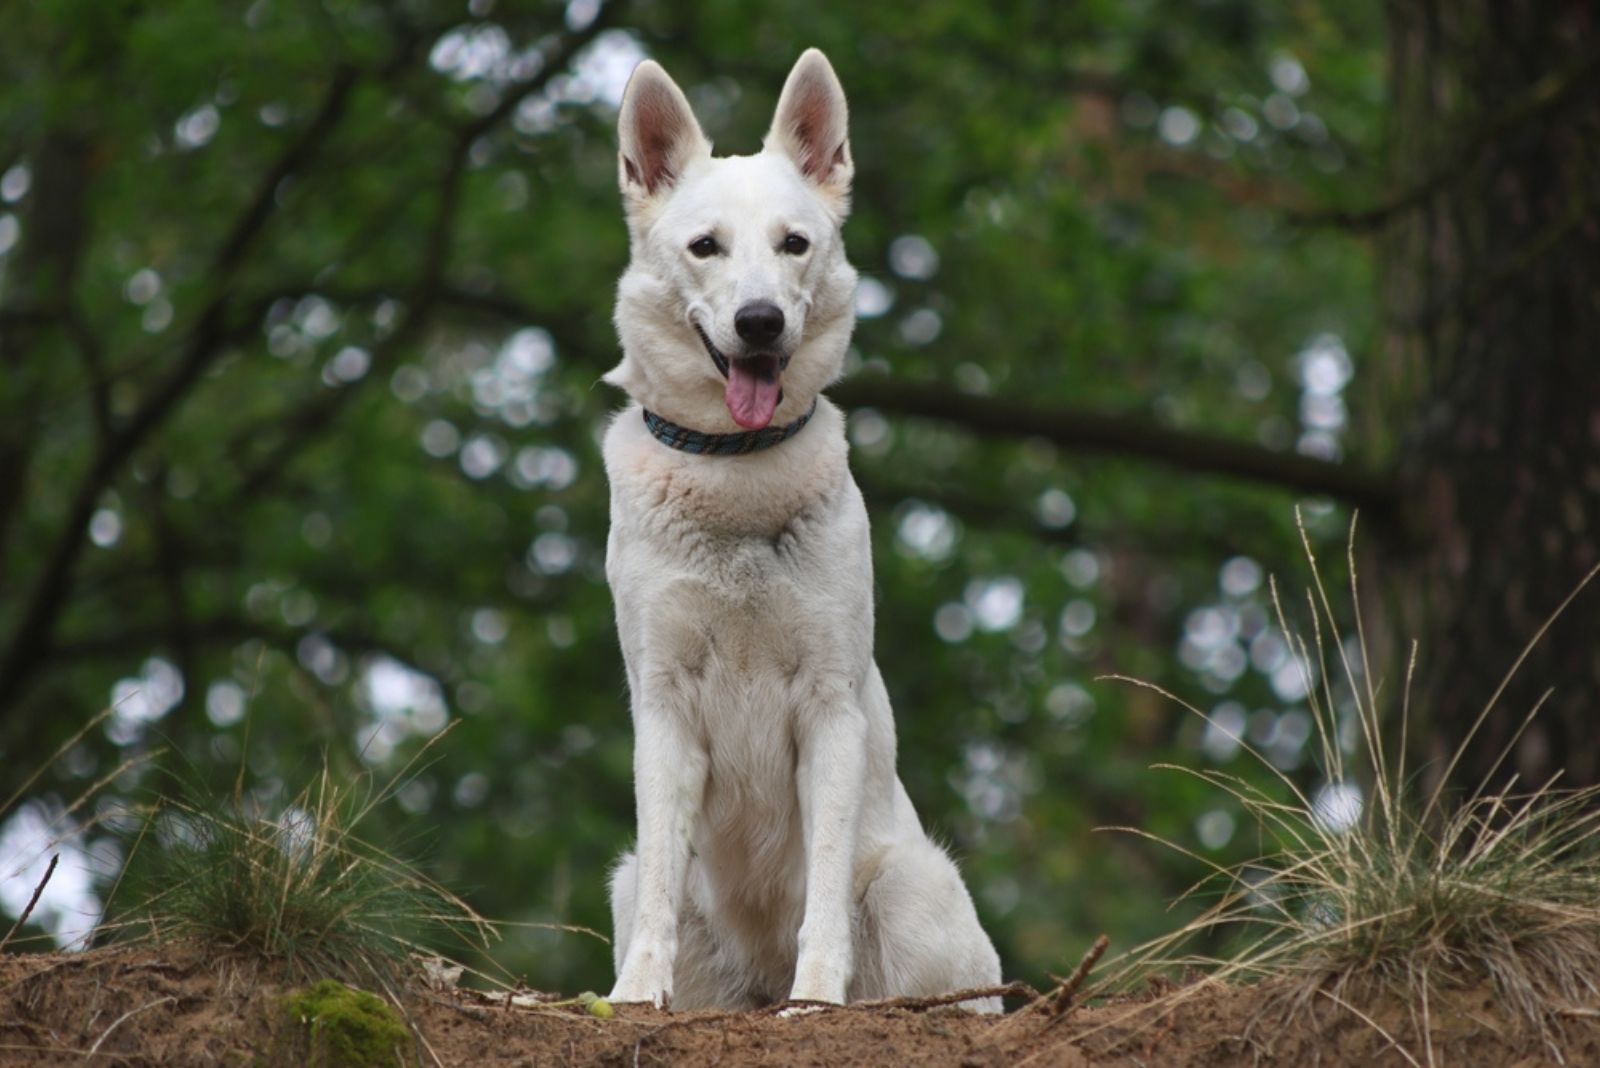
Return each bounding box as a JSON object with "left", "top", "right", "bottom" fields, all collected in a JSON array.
[{"left": 641, "top": 399, "right": 818, "bottom": 456}]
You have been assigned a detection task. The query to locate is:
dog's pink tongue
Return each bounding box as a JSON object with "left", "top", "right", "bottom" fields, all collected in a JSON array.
[{"left": 725, "top": 362, "right": 781, "bottom": 429}]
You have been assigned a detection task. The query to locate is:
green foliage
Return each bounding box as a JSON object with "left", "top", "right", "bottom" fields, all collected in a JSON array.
[
  {"left": 279, "top": 979, "right": 409, "bottom": 1068},
  {"left": 0, "top": 0, "right": 1391, "bottom": 992}
]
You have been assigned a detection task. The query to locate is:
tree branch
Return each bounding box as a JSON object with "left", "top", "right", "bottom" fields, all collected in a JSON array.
[
  {"left": 1290, "top": 51, "right": 1600, "bottom": 232},
  {"left": 852, "top": 468, "right": 1084, "bottom": 549},
  {"left": 455, "top": 0, "right": 628, "bottom": 145},
  {"left": 350, "top": 281, "right": 1396, "bottom": 513},
  {"left": 68, "top": 307, "right": 113, "bottom": 443},
  {"left": 0, "top": 68, "right": 360, "bottom": 729},
  {"left": 0, "top": 133, "right": 94, "bottom": 578},
  {"left": 852, "top": 467, "right": 1283, "bottom": 561},
  {"left": 213, "top": 65, "right": 361, "bottom": 275},
  {"left": 0, "top": 7, "right": 625, "bottom": 731},
  {"left": 51, "top": 615, "right": 393, "bottom": 663},
  {"left": 829, "top": 377, "right": 1397, "bottom": 513}
]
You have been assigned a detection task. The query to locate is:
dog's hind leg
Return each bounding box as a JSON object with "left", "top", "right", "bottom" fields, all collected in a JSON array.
[
  {"left": 607, "top": 849, "right": 639, "bottom": 978},
  {"left": 850, "top": 838, "right": 1003, "bottom": 1012}
]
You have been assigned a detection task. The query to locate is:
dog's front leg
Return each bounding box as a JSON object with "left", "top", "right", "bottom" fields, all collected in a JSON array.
[
  {"left": 789, "top": 706, "right": 867, "bottom": 1004},
  {"left": 610, "top": 706, "right": 707, "bottom": 1008}
]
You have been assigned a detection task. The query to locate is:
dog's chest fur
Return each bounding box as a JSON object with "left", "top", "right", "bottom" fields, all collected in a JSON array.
[{"left": 603, "top": 400, "right": 862, "bottom": 591}]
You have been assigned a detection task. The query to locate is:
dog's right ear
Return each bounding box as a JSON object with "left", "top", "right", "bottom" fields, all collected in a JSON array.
[{"left": 617, "top": 60, "right": 710, "bottom": 204}]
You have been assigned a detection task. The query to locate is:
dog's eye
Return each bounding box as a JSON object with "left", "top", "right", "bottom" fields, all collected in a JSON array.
[
  {"left": 688, "top": 236, "right": 719, "bottom": 258},
  {"left": 782, "top": 233, "right": 810, "bottom": 255}
]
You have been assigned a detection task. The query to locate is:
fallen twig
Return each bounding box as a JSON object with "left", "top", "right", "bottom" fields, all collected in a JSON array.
[
  {"left": 839, "top": 981, "right": 1039, "bottom": 1013},
  {"left": 1049, "top": 934, "right": 1110, "bottom": 1015},
  {"left": 0, "top": 854, "right": 58, "bottom": 953},
  {"left": 84, "top": 995, "right": 176, "bottom": 1060},
  {"left": 417, "top": 991, "right": 492, "bottom": 1021}
]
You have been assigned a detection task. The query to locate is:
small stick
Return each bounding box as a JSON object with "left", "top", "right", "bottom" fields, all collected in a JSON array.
[
  {"left": 837, "top": 981, "right": 1039, "bottom": 1013},
  {"left": 502, "top": 977, "right": 525, "bottom": 1013},
  {"left": 84, "top": 995, "right": 176, "bottom": 1059},
  {"left": 1049, "top": 934, "right": 1109, "bottom": 1015},
  {"left": 0, "top": 855, "right": 58, "bottom": 952},
  {"left": 417, "top": 991, "right": 491, "bottom": 1021}
]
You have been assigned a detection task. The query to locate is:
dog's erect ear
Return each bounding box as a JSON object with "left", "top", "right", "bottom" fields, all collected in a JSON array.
[
  {"left": 765, "top": 49, "right": 852, "bottom": 205},
  {"left": 617, "top": 60, "right": 710, "bottom": 200}
]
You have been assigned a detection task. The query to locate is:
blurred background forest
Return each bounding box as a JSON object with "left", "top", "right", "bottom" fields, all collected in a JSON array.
[{"left": 2, "top": 0, "right": 1596, "bottom": 994}]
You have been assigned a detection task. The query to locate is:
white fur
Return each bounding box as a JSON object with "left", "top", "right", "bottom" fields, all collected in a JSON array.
[{"left": 603, "top": 49, "right": 1001, "bottom": 1012}]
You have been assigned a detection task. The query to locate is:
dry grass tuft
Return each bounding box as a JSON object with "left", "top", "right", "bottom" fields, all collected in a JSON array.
[
  {"left": 105, "top": 735, "right": 495, "bottom": 993},
  {"left": 1102, "top": 511, "right": 1600, "bottom": 1057}
]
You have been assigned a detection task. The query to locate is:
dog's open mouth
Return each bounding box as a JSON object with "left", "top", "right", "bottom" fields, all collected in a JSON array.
[{"left": 694, "top": 323, "right": 786, "bottom": 430}]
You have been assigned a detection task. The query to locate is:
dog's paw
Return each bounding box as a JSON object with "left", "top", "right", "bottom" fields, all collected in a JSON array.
[
  {"left": 610, "top": 938, "right": 676, "bottom": 1008},
  {"left": 777, "top": 1000, "right": 833, "bottom": 1019},
  {"left": 608, "top": 968, "right": 672, "bottom": 1009},
  {"left": 788, "top": 957, "right": 849, "bottom": 1007},
  {"left": 607, "top": 979, "right": 671, "bottom": 1010}
]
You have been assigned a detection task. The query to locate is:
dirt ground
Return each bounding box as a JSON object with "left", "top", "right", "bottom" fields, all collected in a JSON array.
[{"left": 1, "top": 944, "right": 1594, "bottom": 1066}]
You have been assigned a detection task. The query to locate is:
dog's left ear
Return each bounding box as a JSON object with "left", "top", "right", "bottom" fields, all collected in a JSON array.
[{"left": 765, "top": 49, "right": 853, "bottom": 213}]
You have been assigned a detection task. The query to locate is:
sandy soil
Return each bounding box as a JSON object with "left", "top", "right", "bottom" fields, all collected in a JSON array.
[{"left": 1, "top": 944, "right": 1593, "bottom": 1066}]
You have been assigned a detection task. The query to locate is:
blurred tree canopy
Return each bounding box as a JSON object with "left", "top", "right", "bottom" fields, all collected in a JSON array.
[{"left": 1, "top": 0, "right": 1595, "bottom": 993}]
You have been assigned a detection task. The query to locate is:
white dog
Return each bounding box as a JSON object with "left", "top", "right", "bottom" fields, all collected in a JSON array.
[{"left": 601, "top": 48, "right": 1001, "bottom": 1012}]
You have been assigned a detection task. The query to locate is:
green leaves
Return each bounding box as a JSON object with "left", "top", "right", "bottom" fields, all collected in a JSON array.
[{"left": 0, "top": 0, "right": 1385, "bottom": 994}]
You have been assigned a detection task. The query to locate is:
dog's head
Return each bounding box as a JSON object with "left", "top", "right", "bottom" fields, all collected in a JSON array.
[{"left": 606, "top": 50, "right": 858, "bottom": 433}]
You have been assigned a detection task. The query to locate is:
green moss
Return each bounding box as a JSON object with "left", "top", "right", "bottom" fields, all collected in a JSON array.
[{"left": 279, "top": 979, "right": 409, "bottom": 1067}]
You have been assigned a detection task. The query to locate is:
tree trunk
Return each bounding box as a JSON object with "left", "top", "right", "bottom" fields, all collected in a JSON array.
[{"left": 1380, "top": 3, "right": 1600, "bottom": 797}]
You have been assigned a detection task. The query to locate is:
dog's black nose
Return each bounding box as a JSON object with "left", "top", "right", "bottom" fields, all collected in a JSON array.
[{"left": 734, "top": 301, "right": 785, "bottom": 347}]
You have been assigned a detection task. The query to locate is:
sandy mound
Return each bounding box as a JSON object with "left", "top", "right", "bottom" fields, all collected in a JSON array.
[{"left": 1, "top": 945, "right": 1592, "bottom": 1065}]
